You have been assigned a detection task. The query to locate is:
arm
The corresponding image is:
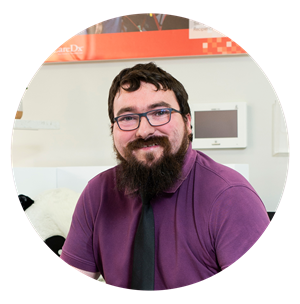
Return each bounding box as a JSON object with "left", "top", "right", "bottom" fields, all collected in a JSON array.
[
  {"left": 72, "top": 266, "right": 101, "bottom": 280},
  {"left": 60, "top": 185, "right": 103, "bottom": 276},
  {"left": 210, "top": 186, "right": 270, "bottom": 270}
]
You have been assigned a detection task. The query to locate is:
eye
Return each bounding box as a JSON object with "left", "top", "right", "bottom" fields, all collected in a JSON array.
[
  {"left": 118, "top": 115, "right": 138, "bottom": 122},
  {"left": 152, "top": 109, "right": 169, "bottom": 116}
]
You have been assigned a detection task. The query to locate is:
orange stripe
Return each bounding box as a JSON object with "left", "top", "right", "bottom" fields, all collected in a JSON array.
[{"left": 45, "top": 29, "right": 246, "bottom": 63}]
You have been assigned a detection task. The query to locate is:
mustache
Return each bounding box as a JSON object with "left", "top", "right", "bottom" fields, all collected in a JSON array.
[{"left": 126, "top": 136, "right": 170, "bottom": 151}]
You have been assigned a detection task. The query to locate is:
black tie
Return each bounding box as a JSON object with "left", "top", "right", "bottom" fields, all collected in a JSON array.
[{"left": 131, "top": 191, "right": 155, "bottom": 290}]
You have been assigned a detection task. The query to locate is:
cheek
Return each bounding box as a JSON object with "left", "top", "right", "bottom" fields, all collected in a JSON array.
[
  {"left": 170, "top": 132, "right": 181, "bottom": 152},
  {"left": 113, "top": 127, "right": 123, "bottom": 151},
  {"left": 166, "top": 126, "right": 186, "bottom": 153},
  {"left": 113, "top": 127, "right": 133, "bottom": 156}
]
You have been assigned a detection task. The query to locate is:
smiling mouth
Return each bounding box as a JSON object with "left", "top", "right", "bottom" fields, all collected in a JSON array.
[
  {"left": 126, "top": 136, "right": 169, "bottom": 152},
  {"left": 141, "top": 143, "right": 159, "bottom": 148}
]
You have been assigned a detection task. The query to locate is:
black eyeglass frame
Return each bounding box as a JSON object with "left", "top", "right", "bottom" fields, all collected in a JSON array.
[{"left": 114, "top": 107, "right": 182, "bottom": 131}]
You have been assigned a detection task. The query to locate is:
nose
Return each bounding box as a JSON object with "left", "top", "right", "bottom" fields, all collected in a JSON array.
[{"left": 135, "top": 116, "right": 155, "bottom": 139}]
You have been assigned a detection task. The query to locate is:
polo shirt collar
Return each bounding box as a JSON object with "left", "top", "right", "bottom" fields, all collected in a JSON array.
[{"left": 163, "top": 142, "right": 196, "bottom": 194}]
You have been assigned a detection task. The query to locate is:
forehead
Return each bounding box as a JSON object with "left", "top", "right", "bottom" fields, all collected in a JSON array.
[{"left": 113, "top": 82, "right": 178, "bottom": 115}]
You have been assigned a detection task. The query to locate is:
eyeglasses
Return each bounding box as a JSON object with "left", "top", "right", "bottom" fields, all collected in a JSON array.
[{"left": 114, "top": 108, "right": 182, "bottom": 131}]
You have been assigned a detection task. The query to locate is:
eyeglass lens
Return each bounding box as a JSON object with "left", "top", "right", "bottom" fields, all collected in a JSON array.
[{"left": 117, "top": 109, "right": 171, "bottom": 130}]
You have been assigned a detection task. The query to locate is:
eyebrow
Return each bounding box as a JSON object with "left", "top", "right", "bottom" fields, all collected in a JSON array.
[{"left": 116, "top": 101, "right": 172, "bottom": 117}]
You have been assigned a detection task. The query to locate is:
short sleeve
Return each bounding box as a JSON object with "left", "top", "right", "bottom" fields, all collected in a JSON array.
[
  {"left": 60, "top": 185, "right": 100, "bottom": 273},
  {"left": 209, "top": 186, "right": 270, "bottom": 270}
]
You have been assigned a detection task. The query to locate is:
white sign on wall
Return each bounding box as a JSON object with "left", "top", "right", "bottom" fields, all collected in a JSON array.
[{"left": 189, "top": 20, "right": 225, "bottom": 39}]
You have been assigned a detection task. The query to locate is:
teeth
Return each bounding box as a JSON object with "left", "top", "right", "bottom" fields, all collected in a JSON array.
[{"left": 143, "top": 144, "right": 157, "bottom": 148}]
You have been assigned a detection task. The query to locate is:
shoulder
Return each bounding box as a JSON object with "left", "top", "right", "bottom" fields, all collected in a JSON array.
[
  {"left": 193, "top": 149, "right": 253, "bottom": 190},
  {"left": 189, "top": 149, "right": 263, "bottom": 211},
  {"left": 193, "top": 149, "right": 267, "bottom": 213},
  {"left": 85, "top": 165, "right": 119, "bottom": 193},
  {"left": 75, "top": 166, "right": 119, "bottom": 211},
  {"left": 88, "top": 166, "right": 117, "bottom": 184}
]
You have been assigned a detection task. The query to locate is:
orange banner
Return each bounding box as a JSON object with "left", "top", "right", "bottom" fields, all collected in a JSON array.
[{"left": 45, "top": 29, "right": 246, "bottom": 63}]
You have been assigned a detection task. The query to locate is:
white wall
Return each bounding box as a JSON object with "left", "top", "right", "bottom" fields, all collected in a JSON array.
[{"left": 11, "top": 55, "right": 289, "bottom": 212}]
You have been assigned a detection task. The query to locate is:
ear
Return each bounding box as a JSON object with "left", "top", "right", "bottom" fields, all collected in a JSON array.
[{"left": 185, "top": 113, "right": 192, "bottom": 135}]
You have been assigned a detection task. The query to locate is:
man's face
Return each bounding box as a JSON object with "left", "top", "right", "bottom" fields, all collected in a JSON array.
[{"left": 112, "top": 82, "right": 192, "bottom": 165}]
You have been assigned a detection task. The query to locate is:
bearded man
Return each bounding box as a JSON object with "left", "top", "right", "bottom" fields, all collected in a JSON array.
[{"left": 61, "top": 62, "right": 270, "bottom": 290}]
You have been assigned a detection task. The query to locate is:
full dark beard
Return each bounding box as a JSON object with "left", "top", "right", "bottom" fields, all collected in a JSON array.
[{"left": 115, "top": 129, "right": 189, "bottom": 198}]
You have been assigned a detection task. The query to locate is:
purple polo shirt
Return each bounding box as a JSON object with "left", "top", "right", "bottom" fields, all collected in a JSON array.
[{"left": 61, "top": 144, "right": 270, "bottom": 290}]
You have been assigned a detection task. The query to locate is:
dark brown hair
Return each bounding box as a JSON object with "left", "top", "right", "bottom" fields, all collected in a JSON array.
[{"left": 108, "top": 62, "right": 191, "bottom": 124}]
